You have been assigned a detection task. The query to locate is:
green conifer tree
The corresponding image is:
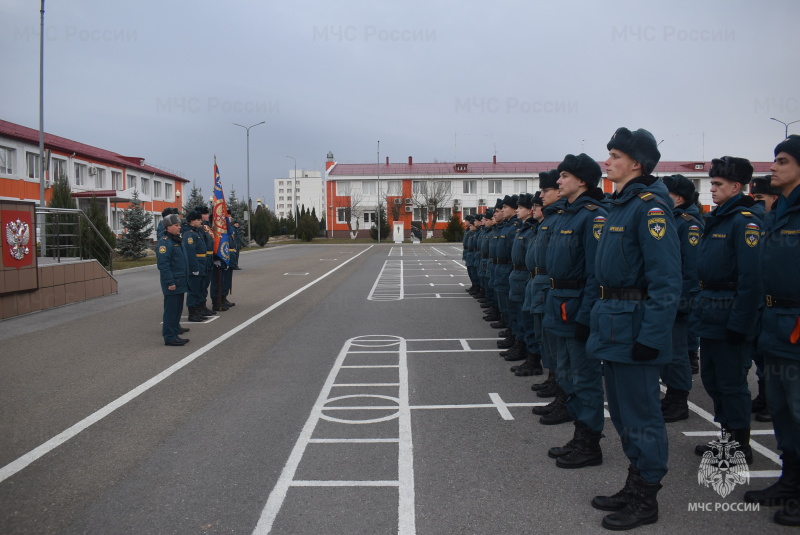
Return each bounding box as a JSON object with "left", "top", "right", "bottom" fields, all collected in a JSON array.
[{"left": 117, "top": 191, "right": 154, "bottom": 259}]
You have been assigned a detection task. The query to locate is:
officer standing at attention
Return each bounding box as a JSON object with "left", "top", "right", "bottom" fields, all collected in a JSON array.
[
  {"left": 483, "top": 200, "right": 505, "bottom": 324},
  {"left": 544, "top": 154, "right": 607, "bottom": 468},
  {"left": 196, "top": 205, "right": 216, "bottom": 316},
  {"left": 658, "top": 175, "right": 704, "bottom": 423},
  {"left": 464, "top": 216, "right": 479, "bottom": 294},
  {"left": 478, "top": 208, "right": 496, "bottom": 312},
  {"left": 750, "top": 175, "right": 780, "bottom": 212},
  {"left": 157, "top": 214, "right": 190, "bottom": 346},
  {"left": 693, "top": 156, "right": 762, "bottom": 463},
  {"left": 230, "top": 218, "right": 243, "bottom": 270},
  {"left": 744, "top": 135, "right": 800, "bottom": 526},
  {"left": 588, "top": 127, "right": 681, "bottom": 530},
  {"left": 494, "top": 195, "right": 520, "bottom": 346},
  {"left": 182, "top": 211, "right": 209, "bottom": 322}
]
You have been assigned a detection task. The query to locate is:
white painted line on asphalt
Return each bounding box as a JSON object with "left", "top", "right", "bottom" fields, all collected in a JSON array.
[
  {"left": 489, "top": 393, "right": 514, "bottom": 420},
  {"left": 340, "top": 365, "right": 400, "bottom": 369},
  {"left": 292, "top": 480, "right": 399, "bottom": 487},
  {"left": 309, "top": 438, "right": 400, "bottom": 443},
  {"left": 0, "top": 245, "right": 375, "bottom": 485},
  {"left": 748, "top": 470, "right": 782, "bottom": 478},
  {"left": 332, "top": 383, "right": 401, "bottom": 387},
  {"left": 683, "top": 430, "right": 775, "bottom": 436},
  {"left": 283, "top": 272, "right": 309, "bottom": 276}
]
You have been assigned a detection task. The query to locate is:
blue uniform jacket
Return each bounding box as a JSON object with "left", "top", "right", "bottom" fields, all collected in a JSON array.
[
  {"left": 587, "top": 176, "right": 682, "bottom": 364},
  {"left": 692, "top": 193, "right": 764, "bottom": 340},
  {"left": 759, "top": 186, "right": 800, "bottom": 360},
  {"left": 156, "top": 233, "right": 189, "bottom": 294},
  {"left": 182, "top": 224, "right": 208, "bottom": 275},
  {"left": 543, "top": 190, "right": 608, "bottom": 337},
  {"left": 201, "top": 222, "right": 215, "bottom": 271},
  {"left": 509, "top": 218, "right": 536, "bottom": 302},
  {"left": 673, "top": 203, "right": 704, "bottom": 316},
  {"left": 524, "top": 200, "right": 566, "bottom": 314}
]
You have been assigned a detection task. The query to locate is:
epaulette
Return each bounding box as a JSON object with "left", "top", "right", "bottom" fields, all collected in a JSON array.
[
  {"left": 584, "top": 204, "right": 598, "bottom": 211},
  {"left": 680, "top": 213, "right": 694, "bottom": 221},
  {"left": 638, "top": 192, "right": 655, "bottom": 201},
  {"left": 740, "top": 211, "right": 753, "bottom": 217}
]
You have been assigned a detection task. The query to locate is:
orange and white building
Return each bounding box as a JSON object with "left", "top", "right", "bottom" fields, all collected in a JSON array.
[
  {"left": 0, "top": 119, "right": 188, "bottom": 237},
  {"left": 324, "top": 152, "right": 774, "bottom": 239}
]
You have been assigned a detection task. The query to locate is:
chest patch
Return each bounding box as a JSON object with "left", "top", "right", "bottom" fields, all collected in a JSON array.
[{"left": 648, "top": 217, "right": 667, "bottom": 240}]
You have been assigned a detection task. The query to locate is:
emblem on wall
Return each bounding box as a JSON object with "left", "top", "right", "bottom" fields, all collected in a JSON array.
[{"left": 5, "top": 218, "right": 31, "bottom": 260}]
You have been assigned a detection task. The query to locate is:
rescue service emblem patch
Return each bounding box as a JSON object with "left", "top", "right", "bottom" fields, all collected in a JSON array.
[
  {"left": 158, "top": 246, "right": 167, "bottom": 254},
  {"left": 648, "top": 217, "right": 667, "bottom": 240},
  {"left": 745, "top": 222, "right": 760, "bottom": 248},
  {"left": 647, "top": 207, "right": 665, "bottom": 217},
  {"left": 688, "top": 224, "right": 701, "bottom": 246},
  {"left": 187, "top": 238, "right": 194, "bottom": 244},
  {"left": 593, "top": 216, "right": 606, "bottom": 240}
]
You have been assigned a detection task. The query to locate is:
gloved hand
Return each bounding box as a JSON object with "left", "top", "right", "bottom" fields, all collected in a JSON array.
[
  {"left": 726, "top": 329, "right": 746, "bottom": 345},
  {"left": 192, "top": 271, "right": 199, "bottom": 276},
  {"left": 213, "top": 260, "right": 221, "bottom": 267},
  {"left": 574, "top": 323, "right": 590, "bottom": 343},
  {"left": 632, "top": 342, "right": 659, "bottom": 361}
]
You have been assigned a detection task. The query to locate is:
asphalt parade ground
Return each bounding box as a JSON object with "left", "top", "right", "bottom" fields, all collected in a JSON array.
[{"left": 0, "top": 244, "right": 783, "bottom": 534}]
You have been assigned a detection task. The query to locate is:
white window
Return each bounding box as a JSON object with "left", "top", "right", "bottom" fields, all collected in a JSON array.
[
  {"left": 165, "top": 183, "right": 173, "bottom": 201},
  {"left": 437, "top": 207, "right": 452, "bottom": 220},
  {"left": 387, "top": 180, "right": 402, "bottom": 195},
  {"left": 26, "top": 152, "right": 40, "bottom": 179},
  {"left": 412, "top": 181, "right": 427, "bottom": 195},
  {"left": 279, "top": 181, "right": 284, "bottom": 186},
  {"left": 52, "top": 158, "right": 67, "bottom": 181},
  {"left": 279, "top": 196, "right": 284, "bottom": 201},
  {"left": 111, "top": 170, "right": 122, "bottom": 190},
  {"left": 514, "top": 180, "right": 527, "bottom": 193},
  {"left": 337, "top": 181, "right": 350, "bottom": 196},
  {"left": 363, "top": 211, "right": 376, "bottom": 224},
  {"left": 74, "top": 163, "right": 86, "bottom": 186},
  {"left": 337, "top": 207, "right": 350, "bottom": 223},
  {"left": 153, "top": 214, "right": 162, "bottom": 230},
  {"left": 279, "top": 189, "right": 284, "bottom": 193},
  {"left": 128, "top": 175, "right": 137, "bottom": 190},
  {"left": 463, "top": 180, "right": 477, "bottom": 194},
  {"left": 434, "top": 180, "right": 452, "bottom": 194},
  {"left": 95, "top": 169, "right": 105, "bottom": 189},
  {"left": 362, "top": 181, "right": 377, "bottom": 195},
  {"left": 278, "top": 204, "right": 284, "bottom": 209},
  {"left": 141, "top": 177, "right": 150, "bottom": 195},
  {"left": 488, "top": 180, "right": 502, "bottom": 194},
  {"left": 154, "top": 180, "right": 162, "bottom": 198},
  {"left": 0, "top": 146, "right": 15, "bottom": 174},
  {"left": 462, "top": 207, "right": 478, "bottom": 216},
  {"left": 413, "top": 207, "right": 428, "bottom": 220}
]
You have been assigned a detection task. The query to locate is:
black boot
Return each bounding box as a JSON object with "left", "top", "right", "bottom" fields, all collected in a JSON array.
[
  {"left": 592, "top": 465, "right": 640, "bottom": 511},
  {"left": 548, "top": 421, "right": 583, "bottom": 458},
  {"left": 513, "top": 353, "right": 543, "bottom": 376},
  {"left": 745, "top": 453, "right": 800, "bottom": 506},
  {"left": 497, "top": 336, "right": 514, "bottom": 349},
  {"left": 531, "top": 370, "right": 555, "bottom": 391},
  {"left": 532, "top": 386, "right": 565, "bottom": 415},
  {"left": 188, "top": 306, "right": 206, "bottom": 322},
  {"left": 775, "top": 498, "right": 800, "bottom": 526},
  {"left": 200, "top": 302, "right": 216, "bottom": 316},
  {"left": 498, "top": 328, "right": 511, "bottom": 338},
  {"left": 504, "top": 340, "right": 527, "bottom": 362},
  {"left": 537, "top": 377, "right": 559, "bottom": 398},
  {"left": 557, "top": 424, "right": 603, "bottom": 468},
  {"left": 480, "top": 301, "right": 493, "bottom": 308},
  {"left": 688, "top": 350, "right": 699, "bottom": 374},
  {"left": 731, "top": 428, "right": 753, "bottom": 464},
  {"left": 500, "top": 345, "right": 518, "bottom": 359},
  {"left": 601, "top": 473, "right": 661, "bottom": 530},
  {"left": 490, "top": 320, "right": 507, "bottom": 329},
  {"left": 661, "top": 389, "right": 689, "bottom": 423},
  {"left": 539, "top": 390, "right": 573, "bottom": 425},
  {"left": 223, "top": 298, "right": 235, "bottom": 307},
  {"left": 212, "top": 300, "right": 229, "bottom": 312}
]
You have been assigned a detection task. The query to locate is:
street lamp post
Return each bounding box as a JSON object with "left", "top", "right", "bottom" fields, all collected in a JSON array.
[
  {"left": 771, "top": 117, "right": 800, "bottom": 139},
  {"left": 38, "top": 0, "right": 46, "bottom": 207},
  {"left": 232, "top": 121, "right": 265, "bottom": 247},
  {"left": 286, "top": 156, "right": 297, "bottom": 239}
]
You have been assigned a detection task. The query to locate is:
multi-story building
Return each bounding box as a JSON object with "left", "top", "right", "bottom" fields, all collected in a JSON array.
[
  {"left": 324, "top": 152, "right": 773, "bottom": 239},
  {"left": 0, "top": 119, "right": 188, "bottom": 237},
  {"left": 273, "top": 169, "right": 324, "bottom": 220}
]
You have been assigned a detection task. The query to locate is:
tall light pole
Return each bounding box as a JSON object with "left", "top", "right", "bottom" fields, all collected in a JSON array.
[
  {"left": 232, "top": 121, "right": 265, "bottom": 247},
  {"left": 376, "top": 140, "right": 380, "bottom": 244},
  {"left": 286, "top": 155, "right": 297, "bottom": 239},
  {"left": 38, "top": 0, "right": 46, "bottom": 207},
  {"left": 771, "top": 117, "right": 800, "bottom": 139}
]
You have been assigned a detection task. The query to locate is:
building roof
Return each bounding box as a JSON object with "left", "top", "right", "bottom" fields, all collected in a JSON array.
[
  {"left": 327, "top": 160, "right": 774, "bottom": 177},
  {"left": 0, "top": 119, "right": 189, "bottom": 182}
]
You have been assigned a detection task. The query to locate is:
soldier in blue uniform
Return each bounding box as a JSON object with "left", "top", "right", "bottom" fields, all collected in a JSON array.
[
  {"left": 744, "top": 135, "right": 800, "bottom": 526},
  {"left": 182, "top": 210, "right": 208, "bottom": 323},
  {"left": 218, "top": 210, "right": 236, "bottom": 308},
  {"left": 544, "top": 154, "right": 607, "bottom": 467},
  {"left": 195, "top": 205, "right": 216, "bottom": 316},
  {"left": 230, "top": 218, "right": 243, "bottom": 270},
  {"left": 693, "top": 156, "right": 762, "bottom": 463},
  {"left": 528, "top": 172, "right": 567, "bottom": 404},
  {"left": 463, "top": 216, "right": 480, "bottom": 294},
  {"left": 156, "top": 207, "right": 179, "bottom": 240},
  {"left": 157, "top": 214, "right": 190, "bottom": 346},
  {"left": 658, "top": 175, "right": 704, "bottom": 423},
  {"left": 483, "top": 200, "right": 505, "bottom": 324},
  {"left": 478, "top": 208, "right": 495, "bottom": 313},
  {"left": 494, "top": 195, "right": 520, "bottom": 344},
  {"left": 588, "top": 127, "right": 681, "bottom": 530},
  {"left": 503, "top": 193, "right": 537, "bottom": 363}
]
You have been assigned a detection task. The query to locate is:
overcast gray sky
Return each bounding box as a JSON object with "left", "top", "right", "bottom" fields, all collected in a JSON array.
[{"left": 2, "top": 0, "right": 799, "bottom": 209}]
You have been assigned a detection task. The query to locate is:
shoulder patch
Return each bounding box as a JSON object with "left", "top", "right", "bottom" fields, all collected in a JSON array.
[
  {"left": 745, "top": 222, "right": 760, "bottom": 248},
  {"left": 584, "top": 204, "right": 598, "bottom": 211},
  {"left": 593, "top": 216, "right": 606, "bottom": 240},
  {"left": 158, "top": 245, "right": 167, "bottom": 254},
  {"left": 638, "top": 192, "right": 655, "bottom": 201},
  {"left": 647, "top": 207, "right": 666, "bottom": 216},
  {"left": 741, "top": 211, "right": 753, "bottom": 218},
  {"left": 187, "top": 237, "right": 194, "bottom": 244},
  {"left": 647, "top": 215, "right": 667, "bottom": 240},
  {"left": 688, "top": 224, "right": 701, "bottom": 246},
  {"left": 680, "top": 213, "right": 694, "bottom": 221}
]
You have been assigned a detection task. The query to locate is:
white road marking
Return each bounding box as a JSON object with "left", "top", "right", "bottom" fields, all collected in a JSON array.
[
  {"left": 0, "top": 246, "right": 375, "bottom": 485},
  {"left": 489, "top": 393, "right": 514, "bottom": 420}
]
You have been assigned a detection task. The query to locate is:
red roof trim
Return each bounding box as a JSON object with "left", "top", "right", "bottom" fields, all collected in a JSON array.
[{"left": 71, "top": 190, "right": 120, "bottom": 198}]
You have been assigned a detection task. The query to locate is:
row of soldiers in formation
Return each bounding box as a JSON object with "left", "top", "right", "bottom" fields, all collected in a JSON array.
[
  {"left": 155, "top": 206, "right": 243, "bottom": 346},
  {"left": 461, "top": 128, "right": 800, "bottom": 530}
]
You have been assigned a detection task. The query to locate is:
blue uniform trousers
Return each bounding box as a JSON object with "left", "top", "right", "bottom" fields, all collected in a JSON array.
[
  {"left": 521, "top": 308, "right": 540, "bottom": 357},
  {"left": 186, "top": 274, "right": 204, "bottom": 308},
  {"left": 202, "top": 269, "right": 212, "bottom": 303},
  {"left": 604, "top": 361, "right": 668, "bottom": 483},
  {"left": 162, "top": 293, "right": 185, "bottom": 341},
  {"left": 660, "top": 315, "right": 693, "bottom": 391},
  {"left": 210, "top": 265, "right": 231, "bottom": 302},
  {"left": 534, "top": 313, "right": 557, "bottom": 371},
  {"left": 467, "top": 264, "right": 478, "bottom": 286},
  {"left": 764, "top": 355, "right": 800, "bottom": 458},
  {"left": 699, "top": 338, "right": 752, "bottom": 429},
  {"left": 556, "top": 335, "right": 604, "bottom": 432},
  {"left": 224, "top": 265, "right": 233, "bottom": 296},
  {"left": 495, "top": 266, "right": 511, "bottom": 320}
]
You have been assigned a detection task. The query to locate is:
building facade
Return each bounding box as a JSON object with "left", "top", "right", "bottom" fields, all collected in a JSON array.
[
  {"left": 324, "top": 152, "right": 773, "bottom": 238},
  {"left": 0, "top": 119, "right": 188, "bottom": 238},
  {"left": 273, "top": 169, "right": 324, "bottom": 220}
]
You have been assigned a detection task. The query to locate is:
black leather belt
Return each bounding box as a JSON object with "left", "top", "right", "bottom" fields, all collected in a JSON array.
[
  {"left": 600, "top": 286, "right": 648, "bottom": 300},
  {"left": 699, "top": 281, "right": 737, "bottom": 291},
  {"left": 550, "top": 279, "right": 586, "bottom": 290},
  {"left": 513, "top": 264, "right": 527, "bottom": 271},
  {"left": 766, "top": 295, "right": 800, "bottom": 308},
  {"left": 494, "top": 258, "right": 511, "bottom": 265},
  {"left": 534, "top": 267, "right": 547, "bottom": 275}
]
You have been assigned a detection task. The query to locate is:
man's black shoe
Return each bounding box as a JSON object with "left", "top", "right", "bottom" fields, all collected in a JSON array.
[{"left": 165, "top": 338, "right": 186, "bottom": 346}]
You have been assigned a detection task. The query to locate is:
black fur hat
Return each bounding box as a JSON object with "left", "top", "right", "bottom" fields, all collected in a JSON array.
[
  {"left": 517, "top": 192, "right": 534, "bottom": 209},
  {"left": 750, "top": 175, "right": 780, "bottom": 196},
  {"left": 607, "top": 127, "right": 661, "bottom": 175},
  {"left": 538, "top": 169, "right": 559, "bottom": 190},
  {"left": 532, "top": 191, "right": 544, "bottom": 206},
  {"left": 557, "top": 153, "right": 602, "bottom": 189},
  {"left": 709, "top": 156, "right": 753, "bottom": 184},
  {"left": 195, "top": 205, "right": 210, "bottom": 215},
  {"left": 187, "top": 210, "right": 202, "bottom": 223},
  {"left": 775, "top": 134, "right": 800, "bottom": 165},
  {"left": 661, "top": 174, "right": 696, "bottom": 202}
]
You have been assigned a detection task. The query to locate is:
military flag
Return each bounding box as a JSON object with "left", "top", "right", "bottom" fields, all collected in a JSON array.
[{"left": 212, "top": 159, "right": 231, "bottom": 266}]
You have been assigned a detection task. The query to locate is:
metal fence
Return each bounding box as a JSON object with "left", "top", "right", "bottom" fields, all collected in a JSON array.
[{"left": 35, "top": 207, "right": 115, "bottom": 273}]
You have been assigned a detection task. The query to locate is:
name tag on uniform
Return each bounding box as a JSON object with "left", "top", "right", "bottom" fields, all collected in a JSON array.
[
  {"left": 712, "top": 233, "right": 727, "bottom": 239},
  {"left": 780, "top": 229, "right": 800, "bottom": 235},
  {"left": 560, "top": 230, "right": 573, "bottom": 234},
  {"left": 608, "top": 226, "right": 625, "bottom": 232}
]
